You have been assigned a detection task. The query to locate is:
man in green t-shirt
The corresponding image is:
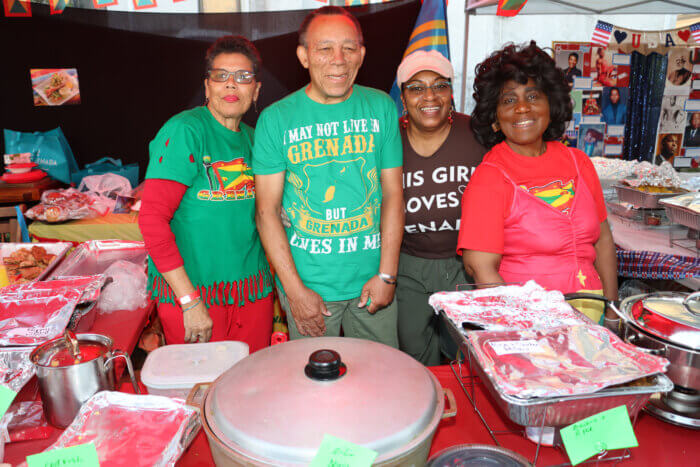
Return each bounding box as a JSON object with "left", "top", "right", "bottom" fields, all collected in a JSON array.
[{"left": 253, "top": 6, "right": 404, "bottom": 347}]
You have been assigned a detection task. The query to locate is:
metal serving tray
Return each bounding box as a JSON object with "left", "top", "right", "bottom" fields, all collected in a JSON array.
[
  {"left": 0, "top": 242, "right": 71, "bottom": 283},
  {"left": 659, "top": 200, "right": 700, "bottom": 231},
  {"left": 440, "top": 311, "right": 674, "bottom": 428},
  {"left": 614, "top": 184, "right": 686, "bottom": 209}
]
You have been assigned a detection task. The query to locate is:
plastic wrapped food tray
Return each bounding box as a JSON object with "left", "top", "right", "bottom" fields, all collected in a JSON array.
[
  {"left": 18, "top": 391, "right": 200, "bottom": 467},
  {"left": 614, "top": 185, "right": 685, "bottom": 209},
  {"left": 441, "top": 313, "right": 673, "bottom": 427},
  {"left": 659, "top": 200, "right": 700, "bottom": 231},
  {"left": 47, "top": 240, "right": 146, "bottom": 279},
  {"left": 0, "top": 243, "right": 71, "bottom": 284}
]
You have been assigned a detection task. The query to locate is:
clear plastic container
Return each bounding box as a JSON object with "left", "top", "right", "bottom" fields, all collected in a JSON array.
[{"left": 141, "top": 341, "right": 249, "bottom": 398}]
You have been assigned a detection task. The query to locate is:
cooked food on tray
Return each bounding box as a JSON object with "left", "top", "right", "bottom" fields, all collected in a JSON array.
[
  {"left": 25, "top": 188, "right": 107, "bottom": 223},
  {"left": 37, "top": 71, "right": 77, "bottom": 105},
  {"left": 467, "top": 325, "right": 669, "bottom": 398},
  {"left": 3, "top": 246, "right": 57, "bottom": 283},
  {"left": 660, "top": 192, "right": 700, "bottom": 213},
  {"left": 429, "top": 281, "right": 589, "bottom": 331}
]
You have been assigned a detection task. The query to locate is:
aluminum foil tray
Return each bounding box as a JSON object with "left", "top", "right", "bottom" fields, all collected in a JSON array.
[
  {"left": 615, "top": 185, "right": 685, "bottom": 209},
  {"left": 0, "top": 242, "right": 71, "bottom": 283},
  {"left": 440, "top": 312, "right": 673, "bottom": 427},
  {"left": 660, "top": 201, "right": 700, "bottom": 231},
  {"left": 18, "top": 391, "right": 200, "bottom": 467},
  {"left": 47, "top": 240, "right": 146, "bottom": 279}
]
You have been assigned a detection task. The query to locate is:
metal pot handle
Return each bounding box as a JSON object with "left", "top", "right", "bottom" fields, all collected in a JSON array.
[
  {"left": 104, "top": 350, "right": 140, "bottom": 394},
  {"left": 441, "top": 388, "right": 457, "bottom": 419},
  {"left": 683, "top": 291, "right": 700, "bottom": 316},
  {"left": 625, "top": 334, "right": 666, "bottom": 356},
  {"left": 179, "top": 417, "right": 202, "bottom": 449},
  {"left": 186, "top": 382, "right": 211, "bottom": 410}
]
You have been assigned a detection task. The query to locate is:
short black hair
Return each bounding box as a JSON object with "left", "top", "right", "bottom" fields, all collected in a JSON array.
[
  {"left": 298, "top": 6, "right": 363, "bottom": 47},
  {"left": 471, "top": 41, "right": 572, "bottom": 149},
  {"left": 568, "top": 52, "right": 578, "bottom": 61},
  {"left": 609, "top": 86, "right": 620, "bottom": 96},
  {"left": 205, "top": 35, "right": 262, "bottom": 76}
]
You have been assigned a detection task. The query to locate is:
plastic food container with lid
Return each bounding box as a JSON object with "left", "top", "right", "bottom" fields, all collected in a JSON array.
[{"left": 141, "top": 341, "right": 249, "bottom": 398}]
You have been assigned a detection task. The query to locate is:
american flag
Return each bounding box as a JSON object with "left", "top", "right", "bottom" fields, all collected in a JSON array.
[
  {"left": 691, "top": 22, "right": 700, "bottom": 45},
  {"left": 591, "top": 21, "right": 613, "bottom": 47}
]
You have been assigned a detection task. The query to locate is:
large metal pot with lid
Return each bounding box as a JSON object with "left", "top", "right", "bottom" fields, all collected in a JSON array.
[
  {"left": 608, "top": 291, "right": 700, "bottom": 427},
  {"left": 187, "top": 337, "right": 457, "bottom": 466}
]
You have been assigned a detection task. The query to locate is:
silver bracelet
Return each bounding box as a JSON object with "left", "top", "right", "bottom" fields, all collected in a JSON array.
[{"left": 378, "top": 272, "right": 397, "bottom": 285}]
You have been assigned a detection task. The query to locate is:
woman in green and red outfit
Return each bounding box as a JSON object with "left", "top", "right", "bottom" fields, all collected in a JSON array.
[
  {"left": 458, "top": 42, "right": 618, "bottom": 324},
  {"left": 139, "top": 36, "right": 273, "bottom": 350}
]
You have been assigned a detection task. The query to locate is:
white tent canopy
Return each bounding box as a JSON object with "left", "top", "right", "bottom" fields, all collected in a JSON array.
[{"left": 453, "top": 0, "right": 700, "bottom": 112}]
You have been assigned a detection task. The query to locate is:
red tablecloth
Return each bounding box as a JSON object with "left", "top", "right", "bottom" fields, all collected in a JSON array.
[
  {"left": 3, "top": 301, "right": 154, "bottom": 465},
  {"left": 175, "top": 364, "right": 695, "bottom": 467}
]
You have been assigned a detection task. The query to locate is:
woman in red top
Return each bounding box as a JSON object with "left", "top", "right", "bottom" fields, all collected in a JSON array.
[{"left": 457, "top": 41, "right": 618, "bottom": 323}]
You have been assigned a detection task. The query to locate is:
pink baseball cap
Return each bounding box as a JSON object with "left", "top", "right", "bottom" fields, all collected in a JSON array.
[{"left": 396, "top": 50, "right": 454, "bottom": 88}]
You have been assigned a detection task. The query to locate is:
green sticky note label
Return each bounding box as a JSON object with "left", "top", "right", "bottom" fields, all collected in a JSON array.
[
  {"left": 26, "top": 442, "right": 100, "bottom": 467},
  {"left": 561, "top": 405, "right": 638, "bottom": 466},
  {"left": 310, "top": 434, "right": 378, "bottom": 467},
  {"left": 0, "top": 385, "right": 17, "bottom": 419}
]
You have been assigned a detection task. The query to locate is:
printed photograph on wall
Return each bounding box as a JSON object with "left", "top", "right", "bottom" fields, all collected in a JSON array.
[
  {"left": 659, "top": 95, "right": 687, "bottom": 133},
  {"left": 578, "top": 123, "right": 606, "bottom": 157},
  {"left": 601, "top": 87, "right": 628, "bottom": 125},
  {"left": 30, "top": 68, "right": 80, "bottom": 106},
  {"left": 591, "top": 47, "right": 617, "bottom": 88},
  {"left": 582, "top": 90, "right": 602, "bottom": 116},
  {"left": 553, "top": 42, "right": 593, "bottom": 84},
  {"left": 685, "top": 112, "right": 700, "bottom": 147},
  {"left": 665, "top": 49, "right": 693, "bottom": 96},
  {"left": 655, "top": 133, "right": 682, "bottom": 164}
]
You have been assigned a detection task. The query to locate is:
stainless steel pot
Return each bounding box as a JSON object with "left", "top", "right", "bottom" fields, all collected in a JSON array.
[
  {"left": 608, "top": 292, "right": 699, "bottom": 391},
  {"left": 30, "top": 332, "right": 139, "bottom": 428},
  {"left": 187, "top": 337, "right": 456, "bottom": 466}
]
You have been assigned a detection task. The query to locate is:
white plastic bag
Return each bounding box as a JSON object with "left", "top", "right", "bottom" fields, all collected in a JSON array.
[
  {"left": 78, "top": 173, "right": 132, "bottom": 198},
  {"left": 97, "top": 260, "right": 147, "bottom": 314}
]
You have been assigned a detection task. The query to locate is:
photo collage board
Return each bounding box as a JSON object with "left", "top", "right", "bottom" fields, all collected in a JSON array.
[
  {"left": 553, "top": 42, "right": 630, "bottom": 160},
  {"left": 655, "top": 47, "right": 700, "bottom": 168}
]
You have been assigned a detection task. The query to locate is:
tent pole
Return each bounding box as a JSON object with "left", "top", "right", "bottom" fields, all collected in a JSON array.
[{"left": 460, "top": 5, "right": 471, "bottom": 113}]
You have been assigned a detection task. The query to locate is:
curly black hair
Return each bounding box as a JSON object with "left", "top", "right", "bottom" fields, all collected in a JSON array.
[
  {"left": 205, "top": 35, "right": 262, "bottom": 76},
  {"left": 471, "top": 41, "right": 572, "bottom": 149}
]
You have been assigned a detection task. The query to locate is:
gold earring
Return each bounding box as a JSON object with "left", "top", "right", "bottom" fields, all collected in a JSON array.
[{"left": 492, "top": 122, "right": 500, "bottom": 132}]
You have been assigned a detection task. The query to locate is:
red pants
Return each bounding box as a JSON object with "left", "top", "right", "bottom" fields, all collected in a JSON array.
[{"left": 156, "top": 294, "right": 274, "bottom": 353}]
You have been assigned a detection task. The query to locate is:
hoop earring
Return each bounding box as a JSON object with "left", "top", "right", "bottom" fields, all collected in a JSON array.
[
  {"left": 205, "top": 97, "right": 209, "bottom": 106},
  {"left": 448, "top": 105, "right": 455, "bottom": 125},
  {"left": 400, "top": 107, "right": 409, "bottom": 129},
  {"left": 491, "top": 121, "right": 500, "bottom": 133}
]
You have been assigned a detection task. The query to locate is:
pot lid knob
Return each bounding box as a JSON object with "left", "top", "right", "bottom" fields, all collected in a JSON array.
[{"left": 304, "top": 349, "right": 347, "bottom": 381}]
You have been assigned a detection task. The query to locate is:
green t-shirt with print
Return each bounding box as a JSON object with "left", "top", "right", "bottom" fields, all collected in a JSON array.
[
  {"left": 145, "top": 106, "right": 272, "bottom": 306},
  {"left": 252, "top": 85, "right": 402, "bottom": 301}
]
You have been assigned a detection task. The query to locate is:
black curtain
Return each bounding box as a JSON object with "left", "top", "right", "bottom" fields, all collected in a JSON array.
[
  {"left": 623, "top": 51, "right": 668, "bottom": 162},
  {"left": 0, "top": 0, "right": 421, "bottom": 179}
]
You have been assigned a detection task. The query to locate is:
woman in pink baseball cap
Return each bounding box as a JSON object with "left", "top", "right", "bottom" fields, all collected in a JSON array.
[{"left": 394, "top": 50, "right": 486, "bottom": 366}]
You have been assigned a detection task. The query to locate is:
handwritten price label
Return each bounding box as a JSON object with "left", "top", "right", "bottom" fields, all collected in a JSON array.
[
  {"left": 489, "top": 340, "right": 543, "bottom": 355},
  {"left": 26, "top": 443, "right": 100, "bottom": 467},
  {"left": 310, "top": 434, "right": 378, "bottom": 467},
  {"left": 561, "top": 406, "right": 638, "bottom": 466}
]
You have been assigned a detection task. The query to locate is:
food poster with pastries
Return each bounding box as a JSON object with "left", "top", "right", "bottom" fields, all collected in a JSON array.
[
  {"left": 554, "top": 42, "right": 630, "bottom": 159},
  {"left": 30, "top": 68, "right": 80, "bottom": 106}
]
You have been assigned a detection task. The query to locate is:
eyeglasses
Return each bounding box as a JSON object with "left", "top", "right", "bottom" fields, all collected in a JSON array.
[
  {"left": 207, "top": 69, "right": 256, "bottom": 84},
  {"left": 404, "top": 81, "right": 451, "bottom": 96}
]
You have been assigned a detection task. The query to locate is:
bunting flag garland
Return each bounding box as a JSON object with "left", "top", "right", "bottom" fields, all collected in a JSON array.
[
  {"left": 49, "top": 0, "right": 66, "bottom": 14},
  {"left": 591, "top": 22, "right": 700, "bottom": 55},
  {"left": 3, "top": 0, "right": 31, "bottom": 16},
  {"left": 92, "top": 0, "right": 118, "bottom": 8},
  {"left": 591, "top": 21, "right": 613, "bottom": 47},
  {"left": 389, "top": 0, "right": 450, "bottom": 115},
  {"left": 133, "top": 0, "right": 157, "bottom": 9},
  {"left": 691, "top": 23, "right": 700, "bottom": 44},
  {"left": 496, "top": 0, "right": 528, "bottom": 17}
]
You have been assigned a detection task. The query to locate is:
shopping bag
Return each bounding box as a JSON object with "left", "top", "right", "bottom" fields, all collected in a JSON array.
[
  {"left": 71, "top": 157, "right": 139, "bottom": 187},
  {"left": 3, "top": 127, "right": 78, "bottom": 184}
]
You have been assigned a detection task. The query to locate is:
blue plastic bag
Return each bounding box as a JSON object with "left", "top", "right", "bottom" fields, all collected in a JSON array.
[
  {"left": 71, "top": 157, "right": 139, "bottom": 188},
  {"left": 3, "top": 127, "right": 78, "bottom": 184}
]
